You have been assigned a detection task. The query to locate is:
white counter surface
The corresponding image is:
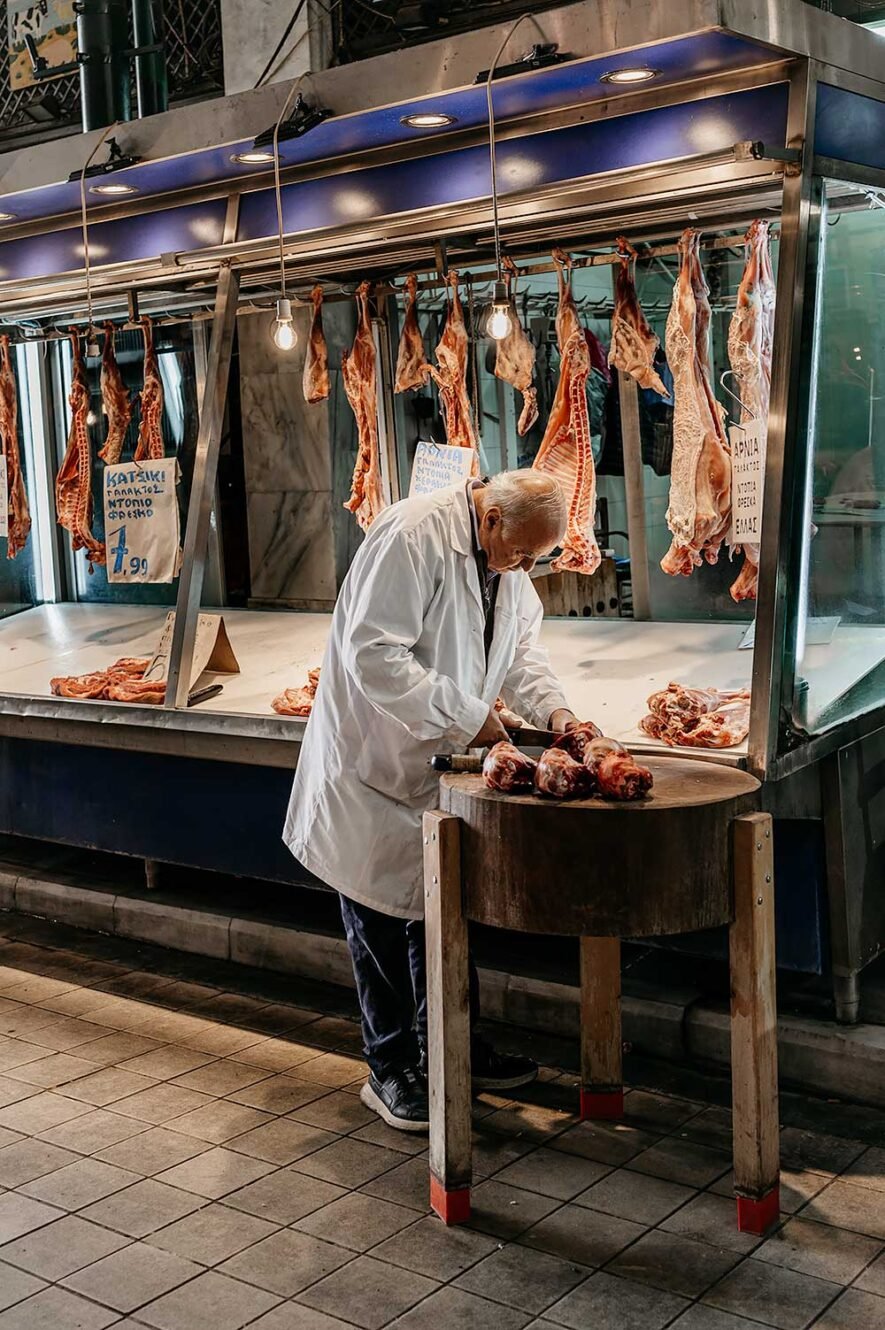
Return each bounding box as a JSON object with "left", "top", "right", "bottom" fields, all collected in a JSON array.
[{"left": 0, "top": 603, "right": 882, "bottom": 760}]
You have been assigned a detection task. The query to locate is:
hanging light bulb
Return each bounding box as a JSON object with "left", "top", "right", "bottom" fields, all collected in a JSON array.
[
  {"left": 486, "top": 279, "right": 513, "bottom": 341},
  {"left": 272, "top": 297, "right": 296, "bottom": 351}
]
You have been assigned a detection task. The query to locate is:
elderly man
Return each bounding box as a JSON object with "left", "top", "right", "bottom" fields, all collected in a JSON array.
[{"left": 284, "top": 470, "right": 577, "bottom": 1130}]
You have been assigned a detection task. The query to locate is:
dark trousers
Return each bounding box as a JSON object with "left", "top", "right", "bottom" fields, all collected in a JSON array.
[{"left": 339, "top": 894, "right": 480, "bottom": 1079}]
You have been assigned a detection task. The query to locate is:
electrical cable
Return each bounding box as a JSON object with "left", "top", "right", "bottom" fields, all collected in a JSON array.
[
  {"left": 79, "top": 122, "right": 120, "bottom": 345},
  {"left": 485, "top": 12, "right": 535, "bottom": 283}
]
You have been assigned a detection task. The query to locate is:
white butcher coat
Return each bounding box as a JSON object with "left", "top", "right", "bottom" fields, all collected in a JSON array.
[{"left": 283, "top": 481, "right": 569, "bottom": 919}]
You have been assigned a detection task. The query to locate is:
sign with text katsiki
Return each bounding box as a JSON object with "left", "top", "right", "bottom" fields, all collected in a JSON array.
[
  {"left": 409, "top": 441, "right": 476, "bottom": 497},
  {"left": 730, "top": 420, "right": 766, "bottom": 549},
  {"left": 0, "top": 457, "right": 8, "bottom": 540},
  {"left": 103, "top": 458, "right": 182, "bottom": 584}
]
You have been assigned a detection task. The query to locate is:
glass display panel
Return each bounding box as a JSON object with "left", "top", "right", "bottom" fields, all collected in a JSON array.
[{"left": 790, "top": 179, "right": 885, "bottom": 734}]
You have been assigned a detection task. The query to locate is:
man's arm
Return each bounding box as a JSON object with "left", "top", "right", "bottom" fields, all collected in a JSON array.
[
  {"left": 499, "top": 577, "right": 573, "bottom": 731},
  {"left": 341, "top": 526, "right": 489, "bottom": 744}
]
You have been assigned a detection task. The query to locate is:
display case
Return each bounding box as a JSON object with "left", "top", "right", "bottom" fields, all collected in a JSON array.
[{"left": 0, "top": 0, "right": 881, "bottom": 1009}]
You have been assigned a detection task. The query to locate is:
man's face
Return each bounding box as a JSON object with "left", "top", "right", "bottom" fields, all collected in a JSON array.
[{"left": 479, "top": 505, "right": 563, "bottom": 574}]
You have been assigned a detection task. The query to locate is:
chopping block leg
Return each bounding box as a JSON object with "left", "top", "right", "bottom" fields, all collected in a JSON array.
[
  {"left": 424, "top": 810, "right": 472, "bottom": 1224},
  {"left": 579, "top": 937, "right": 623, "bottom": 1120},
  {"left": 730, "top": 812, "right": 780, "bottom": 1235}
]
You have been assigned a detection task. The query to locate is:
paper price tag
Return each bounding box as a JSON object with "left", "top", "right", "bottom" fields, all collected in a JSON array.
[
  {"left": 143, "top": 612, "right": 240, "bottom": 687},
  {"left": 103, "top": 457, "right": 182, "bottom": 584},
  {"left": 409, "top": 441, "right": 475, "bottom": 497},
  {"left": 730, "top": 420, "right": 766, "bottom": 548}
]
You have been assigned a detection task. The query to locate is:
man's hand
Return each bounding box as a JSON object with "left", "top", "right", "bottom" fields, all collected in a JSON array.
[
  {"left": 469, "top": 707, "right": 510, "bottom": 747},
  {"left": 549, "top": 708, "right": 578, "bottom": 734}
]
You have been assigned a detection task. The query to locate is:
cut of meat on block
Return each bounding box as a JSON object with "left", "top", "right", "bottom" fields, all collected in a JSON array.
[
  {"left": 394, "top": 273, "right": 428, "bottom": 394},
  {"left": 97, "top": 322, "right": 133, "bottom": 465},
  {"left": 272, "top": 667, "right": 320, "bottom": 717},
  {"left": 134, "top": 316, "right": 165, "bottom": 462},
  {"left": 55, "top": 330, "right": 106, "bottom": 571},
  {"left": 494, "top": 256, "right": 538, "bottom": 435},
  {"left": 533, "top": 248, "right": 601, "bottom": 575},
  {"left": 661, "top": 229, "right": 732, "bottom": 578},
  {"left": 424, "top": 271, "right": 479, "bottom": 472},
  {"left": 304, "top": 285, "right": 330, "bottom": 405},
  {"left": 639, "top": 681, "right": 751, "bottom": 749},
  {"left": 50, "top": 657, "right": 162, "bottom": 704},
  {"left": 727, "top": 220, "right": 776, "bottom": 603},
  {"left": 343, "top": 281, "right": 386, "bottom": 532},
  {"left": 608, "top": 236, "right": 670, "bottom": 398},
  {"left": 0, "top": 334, "right": 31, "bottom": 559},
  {"left": 482, "top": 741, "right": 537, "bottom": 793}
]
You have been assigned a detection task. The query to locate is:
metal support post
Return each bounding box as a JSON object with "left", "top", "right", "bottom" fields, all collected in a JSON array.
[
  {"left": 164, "top": 263, "right": 240, "bottom": 708},
  {"left": 77, "top": 0, "right": 131, "bottom": 130},
  {"left": 132, "top": 0, "right": 168, "bottom": 118},
  {"left": 617, "top": 368, "right": 651, "bottom": 620}
]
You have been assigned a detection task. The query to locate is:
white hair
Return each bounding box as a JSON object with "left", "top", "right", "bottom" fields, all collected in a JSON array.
[{"left": 484, "top": 469, "right": 567, "bottom": 536}]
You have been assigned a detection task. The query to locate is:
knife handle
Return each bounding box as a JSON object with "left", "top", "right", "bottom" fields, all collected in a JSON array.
[{"left": 431, "top": 753, "right": 484, "bottom": 774}]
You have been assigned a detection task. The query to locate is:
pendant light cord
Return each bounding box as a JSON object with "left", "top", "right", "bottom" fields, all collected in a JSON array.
[
  {"left": 486, "top": 13, "right": 533, "bottom": 283},
  {"left": 79, "top": 121, "right": 119, "bottom": 340},
  {"left": 273, "top": 79, "right": 308, "bottom": 304}
]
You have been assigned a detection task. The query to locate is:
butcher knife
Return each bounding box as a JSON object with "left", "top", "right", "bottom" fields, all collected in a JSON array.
[{"left": 431, "top": 725, "right": 558, "bottom": 774}]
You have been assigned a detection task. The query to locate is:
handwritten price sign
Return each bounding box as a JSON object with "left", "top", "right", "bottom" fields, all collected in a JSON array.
[
  {"left": 103, "top": 457, "right": 181, "bottom": 584},
  {"left": 729, "top": 421, "right": 766, "bottom": 547}
]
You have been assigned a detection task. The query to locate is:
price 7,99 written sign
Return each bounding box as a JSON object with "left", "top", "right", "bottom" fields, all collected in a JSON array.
[{"left": 103, "top": 458, "right": 182, "bottom": 584}]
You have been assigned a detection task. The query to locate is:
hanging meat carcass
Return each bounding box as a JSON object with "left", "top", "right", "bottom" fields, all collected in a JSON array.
[
  {"left": 532, "top": 249, "right": 601, "bottom": 575},
  {"left": 303, "top": 285, "right": 330, "bottom": 405},
  {"left": 343, "top": 282, "right": 386, "bottom": 532},
  {"left": 394, "top": 273, "right": 428, "bottom": 394},
  {"left": 661, "top": 230, "right": 731, "bottom": 577},
  {"left": 494, "top": 257, "right": 538, "bottom": 435},
  {"left": 134, "top": 316, "right": 165, "bottom": 462},
  {"left": 609, "top": 237, "right": 670, "bottom": 397},
  {"left": 56, "top": 331, "right": 106, "bottom": 570},
  {"left": 97, "top": 322, "right": 133, "bottom": 465},
  {"left": 0, "top": 335, "right": 30, "bottom": 559},
  {"left": 727, "top": 220, "right": 776, "bottom": 602},
  {"left": 424, "top": 271, "right": 479, "bottom": 471}
]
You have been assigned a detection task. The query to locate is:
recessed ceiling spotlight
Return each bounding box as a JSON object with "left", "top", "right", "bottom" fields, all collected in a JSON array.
[
  {"left": 600, "top": 66, "right": 660, "bottom": 85},
  {"left": 231, "top": 149, "right": 276, "bottom": 165},
  {"left": 400, "top": 112, "right": 457, "bottom": 128},
  {"left": 90, "top": 182, "right": 138, "bottom": 196}
]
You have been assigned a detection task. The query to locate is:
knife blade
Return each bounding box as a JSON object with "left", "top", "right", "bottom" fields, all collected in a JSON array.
[{"left": 431, "top": 725, "right": 559, "bottom": 773}]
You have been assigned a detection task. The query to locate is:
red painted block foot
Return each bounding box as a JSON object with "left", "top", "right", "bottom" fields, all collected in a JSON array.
[
  {"left": 430, "top": 1175, "right": 471, "bottom": 1224},
  {"left": 579, "top": 1088, "right": 624, "bottom": 1121},
  {"left": 736, "top": 1185, "right": 780, "bottom": 1235}
]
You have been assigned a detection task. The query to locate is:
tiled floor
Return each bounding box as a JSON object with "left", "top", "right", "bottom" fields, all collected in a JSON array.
[{"left": 0, "top": 916, "right": 883, "bottom": 1329}]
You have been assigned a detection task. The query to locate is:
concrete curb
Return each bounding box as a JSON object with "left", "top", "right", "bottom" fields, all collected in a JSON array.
[{"left": 3, "top": 869, "right": 884, "bottom": 1109}]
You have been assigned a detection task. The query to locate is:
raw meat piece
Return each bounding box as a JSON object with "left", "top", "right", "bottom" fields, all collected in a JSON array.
[
  {"left": 482, "top": 741, "right": 537, "bottom": 793},
  {"left": 134, "top": 316, "right": 165, "bottom": 462},
  {"left": 727, "top": 220, "right": 776, "bottom": 602},
  {"left": 533, "top": 249, "right": 601, "bottom": 575},
  {"left": 50, "top": 656, "right": 158, "bottom": 703},
  {"left": 97, "top": 322, "right": 133, "bottom": 465},
  {"left": 494, "top": 696, "right": 524, "bottom": 730},
  {"left": 56, "top": 331, "right": 106, "bottom": 570},
  {"left": 552, "top": 719, "right": 603, "bottom": 761},
  {"left": 106, "top": 677, "right": 166, "bottom": 705},
  {"left": 640, "top": 681, "right": 751, "bottom": 749},
  {"left": 534, "top": 746, "right": 592, "bottom": 799},
  {"left": 0, "top": 334, "right": 30, "bottom": 559},
  {"left": 582, "top": 736, "right": 653, "bottom": 800},
  {"left": 272, "top": 667, "right": 321, "bottom": 718},
  {"left": 303, "top": 285, "right": 330, "bottom": 405},
  {"left": 494, "top": 258, "right": 538, "bottom": 435},
  {"left": 424, "top": 271, "right": 479, "bottom": 470},
  {"left": 609, "top": 237, "right": 670, "bottom": 397},
  {"left": 661, "top": 230, "right": 731, "bottom": 577},
  {"left": 343, "top": 282, "right": 386, "bottom": 532},
  {"left": 394, "top": 273, "right": 428, "bottom": 394}
]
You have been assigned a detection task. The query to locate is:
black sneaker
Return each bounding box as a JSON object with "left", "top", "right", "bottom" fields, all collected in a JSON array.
[
  {"left": 360, "top": 1066, "right": 429, "bottom": 1133},
  {"left": 419, "top": 1043, "right": 538, "bottom": 1092},
  {"left": 471, "top": 1040, "right": 538, "bottom": 1091}
]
